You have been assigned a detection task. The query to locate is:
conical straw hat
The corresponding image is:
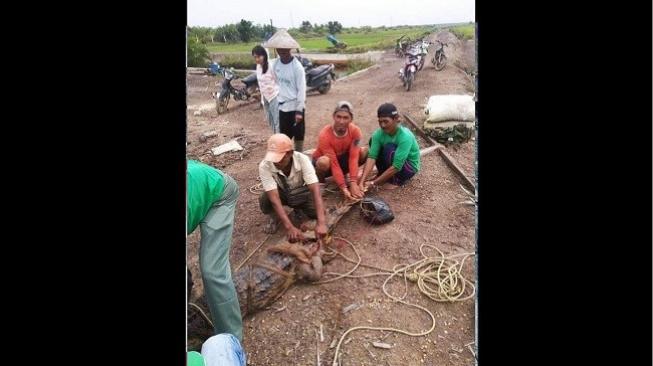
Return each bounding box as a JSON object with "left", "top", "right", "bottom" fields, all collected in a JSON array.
[{"left": 262, "top": 28, "right": 301, "bottom": 49}]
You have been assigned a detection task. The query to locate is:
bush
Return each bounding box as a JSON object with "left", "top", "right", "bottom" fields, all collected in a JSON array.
[
  {"left": 219, "top": 54, "right": 256, "bottom": 70},
  {"left": 345, "top": 58, "right": 374, "bottom": 75},
  {"left": 187, "top": 38, "right": 210, "bottom": 67},
  {"left": 450, "top": 25, "right": 474, "bottom": 40}
]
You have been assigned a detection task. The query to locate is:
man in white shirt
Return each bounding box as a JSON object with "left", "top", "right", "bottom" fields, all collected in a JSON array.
[
  {"left": 263, "top": 28, "right": 307, "bottom": 152},
  {"left": 258, "top": 134, "right": 327, "bottom": 242}
]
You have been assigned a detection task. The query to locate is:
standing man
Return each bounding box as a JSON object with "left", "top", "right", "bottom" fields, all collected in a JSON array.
[
  {"left": 187, "top": 160, "right": 243, "bottom": 341},
  {"left": 264, "top": 29, "right": 307, "bottom": 152}
]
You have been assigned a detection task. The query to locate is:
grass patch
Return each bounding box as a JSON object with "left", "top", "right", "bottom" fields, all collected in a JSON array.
[
  {"left": 218, "top": 54, "right": 256, "bottom": 69},
  {"left": 449, "top": 24, "right": 475, "bottom": 40},
  {"left": 206, "top": 27, "right": 433, "bottom": 54},
  {"left": 344, "top": 58, "right": 374, "bottom": 76},
  {"left": 207, "top": 42, "right": 259, "bottom": 53}
]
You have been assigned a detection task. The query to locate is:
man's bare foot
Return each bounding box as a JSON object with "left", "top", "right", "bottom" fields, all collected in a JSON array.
[{"left": 263, "top": 215, "right": 280, "bottom": 234}]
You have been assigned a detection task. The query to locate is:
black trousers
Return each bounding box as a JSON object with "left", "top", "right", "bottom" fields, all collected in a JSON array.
[{"left": 279, "top": 109, "right": 305, "bottom": 141}]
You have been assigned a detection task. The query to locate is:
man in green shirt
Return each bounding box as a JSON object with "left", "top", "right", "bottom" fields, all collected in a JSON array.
[
  {"left": 187, "top": 160, "right": 243, "bottom": 341},
  {"left": 358, "top": 103, "right": 420, "bottom": 190}
]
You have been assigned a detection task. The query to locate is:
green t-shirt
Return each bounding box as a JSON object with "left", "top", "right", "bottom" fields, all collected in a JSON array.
[
  {"left": 187, "top": 160, "right": 225, "bottom": 234},
  {"left": 187, "top": 351, "right": 205, "bottom": 366},
  {"left": 368, "top": 125, "right": 421, "bottom": 171}
]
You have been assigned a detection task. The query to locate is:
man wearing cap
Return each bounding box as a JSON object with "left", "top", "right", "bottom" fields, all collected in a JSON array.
[
  {"left": 358, "top": 103, "right": 421, "bottom": 190},
  {"left": 187, "top": 160, "right": 243, "bottom": 341},
  {"left": 264, "top": 29, "right": 307, "bottom": 152},
  {"left": 258, "top": 133, "right": 328, "bottom": 241},
  {"left": 312, "top": 101, "right": 368, "bottom": 201}
]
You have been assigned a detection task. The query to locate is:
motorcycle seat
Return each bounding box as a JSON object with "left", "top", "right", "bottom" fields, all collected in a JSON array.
[
  {"left": 241, "top": 73, "right": 258, "bottom": 86},
  {"left": 307, "top": 65, "right": 331, "bottom": 77}
]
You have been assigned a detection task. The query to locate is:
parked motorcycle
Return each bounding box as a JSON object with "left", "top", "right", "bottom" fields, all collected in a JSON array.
[
  {"left": 431, "top": 40, "right": 448, "bottom": 71},
  {"left": 416, "top": 39, "right": 431, "bottom": 71},
  {"left": 394, "top": 35, "right": 412, "bottom": 58},
  {"left": 295, "top": 56, "right": 336, "bottom": 94},
  {"left": 207, "top": 61, "right": 222, "bottom": 76},
  {"left": 214, "top": 66, "right": 259, "bottom": 115},
  {"left": 398, "top": 48, "right": 420, "bottom": 91}
]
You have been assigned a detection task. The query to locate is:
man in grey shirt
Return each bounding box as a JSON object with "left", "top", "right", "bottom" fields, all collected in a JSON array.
[{"left": 264, "top": 29, "right": 307, "bottom": 152}]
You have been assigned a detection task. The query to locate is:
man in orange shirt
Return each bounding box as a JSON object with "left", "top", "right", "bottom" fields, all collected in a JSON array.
[{"left": 312, "top": 101, "right": 368, "bottom": 201}]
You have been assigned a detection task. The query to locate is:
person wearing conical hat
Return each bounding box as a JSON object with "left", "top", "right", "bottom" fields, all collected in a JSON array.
[{"left": 263, "top": 29, "right": 307, "bottom": 153}]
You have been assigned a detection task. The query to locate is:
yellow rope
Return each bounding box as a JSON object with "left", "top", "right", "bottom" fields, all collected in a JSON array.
[
  {"left": 234, "top": 233, "right": 272, "bottom": 271},
  {"left": 249, "top": 177, "right": 264, "bottom": 195},
  {"left": 313, "top": 237, "right": 475, "bottom": 366},
  {"left": 189, "top": 302, "right": 214, "bottom": 329}
]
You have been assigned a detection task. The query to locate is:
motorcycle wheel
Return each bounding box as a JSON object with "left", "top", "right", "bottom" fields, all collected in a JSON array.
[
  {"left": 405, "top": 73, "right": 414, "bottom": 91},
  {"left": 216, "top": 93, "right": 230, "bottom": 114},
  {"left": 418, "top": 57, "right": 425, "bottom": 71},
  {"left": 318, "top": 81, "right": 331, "bottom": 94},
  {"left": 248, "top": 86, "right": 261, "bottom": 102},
  {"left": 435, "top": 54, "right": 447, "bottom": 71}
]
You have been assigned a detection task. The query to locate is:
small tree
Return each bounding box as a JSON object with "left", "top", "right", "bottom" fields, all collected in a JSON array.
[
  {"left": 237, "top": 19, "right": 254, "bottom": 42},
  {"left": 262, "top": 24, "right": 277, "bottom": 40},
  {"left": 300, "top": 21, "right": 313, "bottom": 33},
  {"left": 214, "top": 24, "right": 240, "bottom": 43},
  {"left": 312, "top": 23, "right": 327, "bottom": 35},
  {"left": 327, "top": 21, "right": 343, "bottom": 34},
  {"left": 187, "top": 37, "right": 210, "bottom": 67},
  {"left": 288, "top": 28, "right": 303, "bottom": 39}
]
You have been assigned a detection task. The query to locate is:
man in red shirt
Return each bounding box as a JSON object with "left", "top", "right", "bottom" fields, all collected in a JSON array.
[{"left": 312, "top": 101, "right": 368, "bottom": 201}]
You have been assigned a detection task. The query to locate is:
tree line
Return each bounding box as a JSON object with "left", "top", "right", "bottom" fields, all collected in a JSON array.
[{"left": 187, "top": 20, "right": 345, "bottom": 45}]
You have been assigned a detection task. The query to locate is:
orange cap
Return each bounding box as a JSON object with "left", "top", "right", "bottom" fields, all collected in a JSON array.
[{"left": 264, "top": 133, "right": 293, "bottom": 162}]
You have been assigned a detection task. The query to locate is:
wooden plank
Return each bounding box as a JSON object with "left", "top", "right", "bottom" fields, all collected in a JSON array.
[
  {"left": 404, "top": 113, "right": 475, "bottom": 192},
  {"left": 402, "top": 113, "right": 440, "bottom": 147},
  {"left": 419, "top": 145, "right": 439, "bottom": 156},
  {"left": 437, "top": 148, "right": 476, "bottom": 192},
  {"left": 187, "top": 67, "right": 207, "bottom": 74}
]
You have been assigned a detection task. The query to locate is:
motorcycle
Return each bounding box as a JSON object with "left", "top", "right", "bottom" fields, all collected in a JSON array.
[
  {"left": 214, "top": 66, "right": 259, "bottom": 115},
  {"left": 416, "top": 39, "right": 431, "bottom": 71},
  {"left": 431, "top": 40, "right": 448, "bottom": 71},
  {"left": 398, "top": 47, "right": 420, "bottom": 91},
  {"left": 207, "top": 61, "right": 222, "bottom": 76},
  {"left": 394, "top": 35, "right": 412, "bottom": 57},
  {"left": 295, "top": 56, "right": 336, "bottom": 94}
]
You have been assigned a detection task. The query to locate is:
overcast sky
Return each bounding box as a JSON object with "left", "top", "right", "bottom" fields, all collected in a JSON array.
[{"left": 188, "top": 0, "right": 474, "bottom": 28}]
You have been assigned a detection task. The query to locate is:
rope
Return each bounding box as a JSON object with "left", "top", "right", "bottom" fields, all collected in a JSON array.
[
  {"left": 234, "top": 233, "right": 272, "bottom": 271},
  {"left": 411, "top": 245, "right": 475, "bottom": 302},
  {"left": 311, "top": 237, "right": 475, "bottom": 366},
  {"left": 189, "top": 302, "right": 214, "bottom": 329},
  {"left": 249, "top": 177, "right": 264, "bottom": 195}
]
